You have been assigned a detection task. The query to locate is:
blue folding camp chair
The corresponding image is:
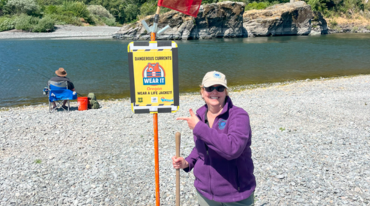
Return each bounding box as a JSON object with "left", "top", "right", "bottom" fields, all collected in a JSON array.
[{"left": 47, "top": 80, "right": 77, "bottom": 112}]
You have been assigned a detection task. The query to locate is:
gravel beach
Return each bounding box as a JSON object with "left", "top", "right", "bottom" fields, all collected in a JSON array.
[
  {"left": 1, "top": 75, "right": 370, "bottom": 206},
  {"left": 0, "top": 25, "right": 121, "bottom": 39}
]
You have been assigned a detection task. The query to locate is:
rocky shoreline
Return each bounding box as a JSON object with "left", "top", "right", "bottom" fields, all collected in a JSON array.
[
  {"left": 113, "top": 1, "right": 370, "bottom": 40},
  {"left": 1, "top": 2, "right": 369, "bottom": 40},
  {"left": 0, "top": 25, "right": 121, "bottom": 39},
  {"left": 1, "top": 75, "right": 370, "bottom": 205}
]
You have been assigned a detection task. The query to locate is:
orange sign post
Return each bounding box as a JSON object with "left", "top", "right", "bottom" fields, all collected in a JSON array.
[
  {"left": 152, "top": 9, "right": 161, "bottom": 205},
  {"left": 135, "top": 0, "right": 202, "bottom": 203},
  {"left": 127, "top": 6, "right": 178, "bottom": 205},
  {"left": 151, "top": 11, "right": 159, "bottom": 206},
  {"left": 153, "top": 113, "right": 160, "bottom": 206}
]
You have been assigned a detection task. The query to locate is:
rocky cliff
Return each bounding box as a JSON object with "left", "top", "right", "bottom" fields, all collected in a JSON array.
[
  {"left": 243, "top": 1, "right": 313, "bottom": 36},
  {"left": 113, "top": 1, "right": 245, "bottom": 40},
  {"left": 113, "top": 1, "right": 321, "bottom": 40}
]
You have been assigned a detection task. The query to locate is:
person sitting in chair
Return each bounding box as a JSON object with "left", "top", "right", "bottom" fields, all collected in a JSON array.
[{"left": 49, "top": 67, "right": 75, "bottom": 110}]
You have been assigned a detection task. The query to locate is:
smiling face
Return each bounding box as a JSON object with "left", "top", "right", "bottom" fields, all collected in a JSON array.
[{"left": 201, "top": 84, "right": 227, "bottom": 111}]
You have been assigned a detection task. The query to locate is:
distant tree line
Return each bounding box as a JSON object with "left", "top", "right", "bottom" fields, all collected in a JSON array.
[{"left": 1, "top": 0, "right": 369, "bottom": 32}]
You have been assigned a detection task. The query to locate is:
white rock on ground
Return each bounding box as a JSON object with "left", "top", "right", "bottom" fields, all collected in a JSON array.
[{"left": 0, "top": 75, "right": 370, "bottom": 205}]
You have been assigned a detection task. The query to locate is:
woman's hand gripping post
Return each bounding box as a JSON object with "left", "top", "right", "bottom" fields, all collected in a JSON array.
[{"left": 172, "top": 156, "right": 189, "bottom": 169}]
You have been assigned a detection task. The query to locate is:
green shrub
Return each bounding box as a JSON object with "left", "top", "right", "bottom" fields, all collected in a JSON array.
[
  {"left": 89, "top": 14, "right": 102, "bottom": 25},
  {"left": 366, "top": 25, "right": 370, "bottom": 30},
  {"left": 44, "top": 13, "right": 81, "bottom": 25},
  {"left": 102, "top": 16, "right": 116, "bottom": 26},
  {"left": 86, "top": 0, "right": 166, "bottom": 24},
  {"left": 245, "top": 1, "right": 269, "bottom": 10},
  {"left": 201, "top": 0, "right": 218, "bottom": 3},
  {"left": 351, "top": 26, "right": 358, "bottom": 32},
  {"left": 160, "top": 7, "right": 170, "bottom": 14},
  {"left": 35, "top": 0, "right": 62, "bottom": 6},
  {"left": 15, "top": 19, "right": 30, "bottom": 30},
  {"left": 33, "top": 15, "right": 54, "bottom": 32},
  {"left": 329, "top": 19, "right": 338, "bottom": 27},
  {"left": 307, "top": 0, "right": 327, "bottom": 13},
  {"left": 57, "top": 1, "right": 93, "bottom": 24},
  {"left": 87, "top": 0, "right": 125, "bottom": 23},
  {"left": 89, "top": 14, "right": 116, "bottom": 26},
  {"left": 124, "top": 3, "right": 138, "bottom": 22},
  {"left": 87, "top": 5, "right": 113, "bottom": 19},
  {"left": 365, "top": 2, "right": 370, "bottom": 11},
  {"left": 61, "top": 1, "right": 89, "bottom": 18},
  {"left": 138, "top": 0, "right": 169, "bottom": 18},
  {"left": 5, "top": 0, "right": 39, "bottom": 15},
  {"left": 0, "top": 16, "right": 16, "bottom": 31},
  {"left": 88, "top": 14, "right": 99, "bottom": 24},
  {"left": 324, "top": 10, "right": 335, "bottom": 18},
  {"left": 15, "top": 13, "right": 38, "bottom": 31},
  {"left": 0, "top": 16, "right": 5, "bottom": 23},
  {"left": 44, "top": 1, "right": 92, "bottom": 23},
  {"left": 70, "top": 2, "right": 89, "bottom": 18},
  {"left": 0, "top": 0, "right": 8, "bottom": 14},
  {"left": 139, "top": 1, "right": 156, "bottom": 18},
  {"left": 342, "top": 0, "right": 363, "bottom": 13},
  {"left": 239, "top": 0, "right": 251, "bottom": 5},
  {"left": 43, "top": 4, "right": 58, "bottom": 14},
  {"left": 86, "top": 5, "right": 117, "bottom": 25}
]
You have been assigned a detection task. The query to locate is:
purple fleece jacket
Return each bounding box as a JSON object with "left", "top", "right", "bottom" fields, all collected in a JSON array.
[{"left": 184, "top": 97, "right": 256, "bottom": 202}]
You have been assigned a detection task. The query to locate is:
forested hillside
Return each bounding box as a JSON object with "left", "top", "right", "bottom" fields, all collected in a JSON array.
[{"left": 1, "top": 0, "right": 369, "bottom": 32}]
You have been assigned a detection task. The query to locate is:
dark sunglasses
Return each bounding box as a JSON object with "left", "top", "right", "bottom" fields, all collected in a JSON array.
[{"left": 204, "top": 85, "right": 226, "bottom": 92}]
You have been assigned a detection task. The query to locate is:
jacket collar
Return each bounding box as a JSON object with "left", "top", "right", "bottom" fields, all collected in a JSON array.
[{"left": 196, "top": 96, "right": 233, "bottom": 121}]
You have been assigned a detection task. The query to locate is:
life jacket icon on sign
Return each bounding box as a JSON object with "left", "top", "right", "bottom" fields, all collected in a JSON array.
[{"left": 142, "top": 63, "right": 166, "bottom": 86}]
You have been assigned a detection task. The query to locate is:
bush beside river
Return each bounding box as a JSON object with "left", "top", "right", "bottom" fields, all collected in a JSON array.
[{"left": 0, "top": 0, "right": 119, "bottom": 32}]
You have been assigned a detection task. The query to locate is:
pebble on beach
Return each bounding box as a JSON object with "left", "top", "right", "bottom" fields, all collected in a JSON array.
[{"left": 0, "top": 75, "right": 370, "bottom": 205}]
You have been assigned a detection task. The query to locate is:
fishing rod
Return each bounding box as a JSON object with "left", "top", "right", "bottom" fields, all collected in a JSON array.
[{"left": 24, "top": 67, "right": 85, "bottom": 97}]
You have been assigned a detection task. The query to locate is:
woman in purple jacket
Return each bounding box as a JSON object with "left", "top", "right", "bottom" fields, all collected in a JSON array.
[{"left": 173, "top": 71, "right": 256, "bottom": 206}]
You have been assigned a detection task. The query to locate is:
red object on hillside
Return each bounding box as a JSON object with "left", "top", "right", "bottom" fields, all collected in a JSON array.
[{"left": 158, "top": 0, "right": 202, "bottom": 17}]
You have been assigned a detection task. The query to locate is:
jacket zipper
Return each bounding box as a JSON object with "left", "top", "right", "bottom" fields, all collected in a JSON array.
[
  {"left": 210, "top": 117, "right": 216, "bottom": 199},
  {"left": 208, "top": 148, "right": 213, "bottom": 200},
  {"left": 205, "top": 113, "right": 217, "bottom": 200}
]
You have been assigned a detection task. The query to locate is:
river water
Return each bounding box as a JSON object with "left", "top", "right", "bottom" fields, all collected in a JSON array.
[{"left": 1, "top": 33, "right": 370, "bottom": 107}]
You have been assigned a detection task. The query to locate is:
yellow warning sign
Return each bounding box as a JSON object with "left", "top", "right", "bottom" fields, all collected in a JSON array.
[
  {"left": 127, "top": 41, "right": 179, "bottom": 114},
  {"left": 133, "top": 50, "right": 174, "bottom": 106}
]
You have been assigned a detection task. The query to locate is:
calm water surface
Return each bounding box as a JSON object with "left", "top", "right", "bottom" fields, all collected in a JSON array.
[{"left": 1, "top": 33, "right": 370, "bottom": 107}]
